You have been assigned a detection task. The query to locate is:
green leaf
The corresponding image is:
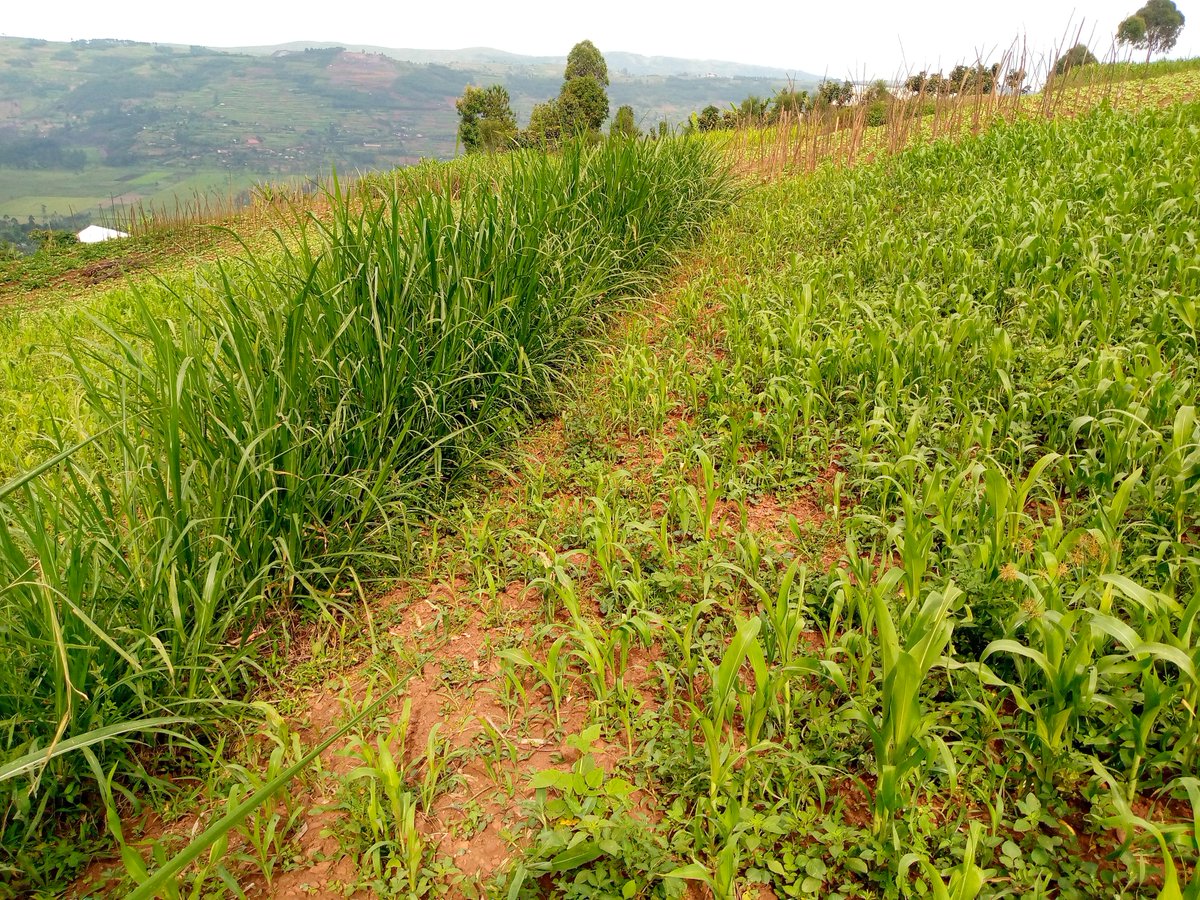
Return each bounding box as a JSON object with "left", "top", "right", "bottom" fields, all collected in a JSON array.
[
  {"left": 0, "top": 422, "right": 120, "bottom": 502},
  {"left": 604, "top": 776, "right": 635, "bottom": 798},
  {"left": 529, "top": 770, "right": 564, "bottom": 790},
  {"left": 507, "top": 863, "right": 528, "bottom": 900},
  {"left": 548, "top": 840, "right": 604, "bottom": 873},
  {"left": 0, "top": 717, "right": 192, "bottom": 784},
  {"left": 662, "top": 862, "right": 712, "bottom": 883}
]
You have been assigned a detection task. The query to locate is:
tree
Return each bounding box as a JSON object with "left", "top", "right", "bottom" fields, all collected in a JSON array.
[
  {"left": 610, "top": 105, "right": 637, "bottom": 138},
  {"left": 1118, "top": 0, "right": 1186, "bottom": 61},
  {"left": 736, "top": 94, "right": 769, "bottom": 125},
  {"left": 523, "top": 101, "right": 561, "bottom": 148},
  {"left": 816, "top": 78, "right": 854, "bottom": 107},
  {"left": 860, "top": 80, "right": 893, "bottom": 127},
  {"left": 557, "top": 40, "right": 611, "bottom": 137},
  {"left": 1118, "top": 14, "right": 1150, "bottom": 48},
  {"left": 696, "top": 104, "right": 722, "bottom": 132},
  {"left": 771, "top": 88, "right": 810, "bottom": 119},
  {"left": 945, "top": 63, "right": 1000, "bottom": 94},
  {"left": 1053, "top": 43, "right": 1099, "bottom": 76},
  {"left": 1003, "top": 68, "right": 1027, "bottom": 94},
  {"left": 861, "top": 79, "right": 892, "bottom": 103},
  {"left": 558, "top": 76, "right": 609, "bottom": 135},
  {"left": 455, "top": 84, "right": 517, "bottom": 153},
  {"left": 565, "top": 39, "right": 609, "bottom": 86},
  {"left": 948, "top": 64, "right": 972, "bottom": 92}
]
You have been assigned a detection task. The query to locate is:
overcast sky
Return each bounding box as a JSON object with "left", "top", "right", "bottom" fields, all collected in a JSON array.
[{"left": 3, "top": 1, "right": 1196, "bottom": 77}]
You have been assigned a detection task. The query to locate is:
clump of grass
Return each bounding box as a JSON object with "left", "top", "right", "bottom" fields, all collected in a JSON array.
[{"left": 0, "top": 136, "right": 730, "bottom": 888}]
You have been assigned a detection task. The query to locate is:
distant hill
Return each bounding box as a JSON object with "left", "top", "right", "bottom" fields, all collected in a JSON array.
[
  {"left": 0, "top": 36, "right": 814, "bottom": 222},
  {"left": 230, "top": 42, "right": 810, "bottom": 79}
]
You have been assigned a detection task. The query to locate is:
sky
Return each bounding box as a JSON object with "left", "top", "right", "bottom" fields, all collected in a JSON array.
[{"left": 2, "top": 1, "right": 1197, "bottom": 77}]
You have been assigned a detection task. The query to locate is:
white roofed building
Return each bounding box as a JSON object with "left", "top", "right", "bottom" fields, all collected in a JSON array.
[{"left": 77, "top": 225, "right": 129, "bottom": 244}]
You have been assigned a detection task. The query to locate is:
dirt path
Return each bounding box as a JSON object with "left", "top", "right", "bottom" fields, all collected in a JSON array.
[{"left": 68, "top": 228, "right": 842, "bottom": 898}]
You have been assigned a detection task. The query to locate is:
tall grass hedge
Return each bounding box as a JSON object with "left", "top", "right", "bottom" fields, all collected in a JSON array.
[{"left": 0, "top": 137, "right": 729, "bottom": 879}]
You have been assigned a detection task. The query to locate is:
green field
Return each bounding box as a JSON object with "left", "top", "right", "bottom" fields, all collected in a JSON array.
[
  {"left": 0, "top": 166, "right": 262, "bottom": 220},
  {"left": 1, "top": 61, "right": 1199, "bottom": 900}
]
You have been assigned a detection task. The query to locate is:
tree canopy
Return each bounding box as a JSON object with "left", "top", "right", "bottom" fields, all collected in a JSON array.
[
  {"left": 524, "top": 101, "right": 561, "bottom": 148},
  {"left": 515, "top": 40, "right": 619, "bottom": 147},
  {"left": 1053, "top": 43, "right": 1099, "bottom": 76},
  {"left": 1118, "top": 0, "right": 1186, "bottom": 60},
  {"left": 906, "top": 64, "right": 999, "bottom": 96},
  {"left": 564, "top": 40, "right": 609, "bottom": 87},
  {"left": 610, "top": 105, "right": 638, "bottom": 138},
  {"left": 455, "top": 84, "right": 517, "bottom": 153},
  {"left": 558, "top": 76, "right": 609, "bottom": 135},
  {"left": 771, "top": 88, "right": 810, "bottom": 118},
  {"left": 557, "top": 40, "right": 610, "bottom": 136},
  {"left": 816, "top": 79, "right": 855, "bottom": 107}
]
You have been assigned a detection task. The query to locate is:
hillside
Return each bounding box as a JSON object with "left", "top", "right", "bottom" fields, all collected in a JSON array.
[
  {"left": 1, "top": 60, "right": 1198, "bottom": 899},
  {"left": 0, "top": 36, "right": 805, "bottom": 222},
  {"left": 230, "top": 43, "right": 806, "bottom": 79}
]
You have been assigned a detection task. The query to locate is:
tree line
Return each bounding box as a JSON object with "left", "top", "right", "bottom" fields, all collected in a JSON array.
[
  {"left": 688, "top": 80, "right": 898, "bottom": 132},
  {"left": 1047, "top": 3, "right": 1184, "bottom": 78},
  {"left": 688, "top": 0, "right": 1185, "bottom": 134},
  {"left": 0, "top": 134, "right": 88, "bottom": 171},
  {"left": 368, "top": 2, "right": 1193, "bottom": 155},
  {"left": 456, "top": 41, "right": 649, "bottom": 153}
]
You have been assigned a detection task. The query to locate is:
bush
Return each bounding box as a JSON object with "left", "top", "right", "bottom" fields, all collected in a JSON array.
[{"left": 864, "top": 101, "right": 889, "bottom": 128}]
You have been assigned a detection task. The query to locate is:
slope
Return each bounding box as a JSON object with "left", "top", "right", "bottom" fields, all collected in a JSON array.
[{"left": 63, "top": 76, "right": 1200, "bottom": 898}]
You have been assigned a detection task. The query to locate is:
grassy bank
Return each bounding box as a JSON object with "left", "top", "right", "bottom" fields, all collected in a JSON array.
[{"left": 0, "top": 137, "right": 730, "bottom": 890}]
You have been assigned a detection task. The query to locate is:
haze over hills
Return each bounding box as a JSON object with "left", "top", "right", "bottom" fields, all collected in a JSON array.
[
  {"left": 229, "top": 42, "right": 808, "bottom": 79},
  {"left": 0, "top": 35, "right": 815, "bottom": 224}
]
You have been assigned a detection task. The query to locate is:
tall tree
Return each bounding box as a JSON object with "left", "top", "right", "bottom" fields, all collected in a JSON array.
[
  {"left": 816, "top": 79, "right": 854, "bottom": 107},
  {"left": 558, "top": 40, "right": 611, "bottom": 136},
  {"left": 1004, "top": 68, "right": 1028, "bottom": 94},
  {"left": 455, "top": 84, "right": 517, "bottom": 153},
  {"left": 564, "top": 39, "right": 610, "bottom": 86},
  {"left": 861, "top": 79, "right": 893, "bottom": 103},
  {"left": 696, "top": 104, "right": 722, "bottom": 132},
  {"left": 904, "top": 71, "right": 931, "bottom": 93},
  {"left": 1118, "top": 0, "right": 1186, "bottom": 61},
  {"left": 737, "top": 94, "right": 769, "bottom": 124},
  {"left": 559, "top": 76, "right": 609, "bottom": 135}
]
